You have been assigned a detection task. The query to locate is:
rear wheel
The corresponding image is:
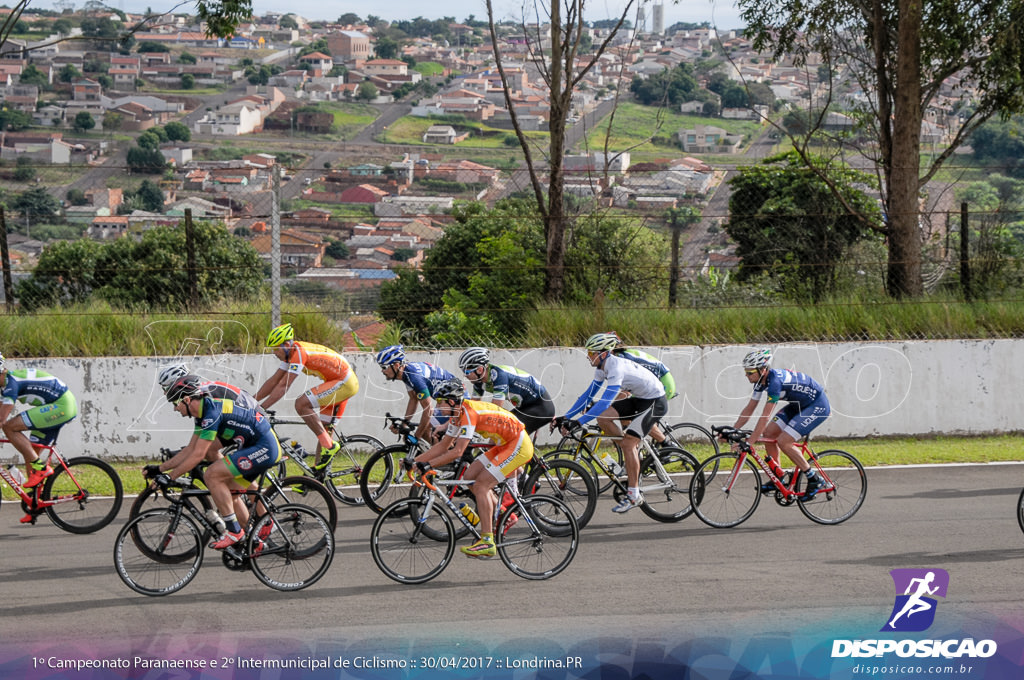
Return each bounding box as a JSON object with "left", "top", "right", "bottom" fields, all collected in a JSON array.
[
  {"left": 662, "top": 422, "right": 719, "bottom": 480},
  {"left": 497, "top": 495, "right": 578, "bottom": 580},
  {"left": 321, "top": 434, "right": 384, "bottom": 506},
  {"left": 797, "top": 450, "right": 867, "bottom": 525},
  {"left": 638, "top": 447, "right": 700, "bottom": 523},
  {"left": 249, "top": 504, "right": 334, "bottom": 591},
  {"left": 690, "top": 452, "right": 761, "bottom": 528},
  {"left": 1018, "top": 488, "right": 1024, "bottom": 535},
  {"left": 264, "top": 475, "right": 338, "bottom": 532},
  {"left": 521, "top": 458, "right": 596, "bottom": 530},
  {"left": 359, "top": 444, "right": 415, "bottom": 515},
  {"left": 114, "top": 509, "right": 203, "bottom": 596},
  {"left": 42, "top": 456, "right": 124, "bottom": 534}
]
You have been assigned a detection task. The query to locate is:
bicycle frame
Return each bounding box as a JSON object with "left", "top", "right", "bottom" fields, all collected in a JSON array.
[
  {"left": 559, "top": 427, "right": 675, "bottom": 496},
  {"left": 723, "top": 436, "right": 834, "bottom": 501},
  {"left": 1, "top": 439, "right": 79, "bottom": 511}
]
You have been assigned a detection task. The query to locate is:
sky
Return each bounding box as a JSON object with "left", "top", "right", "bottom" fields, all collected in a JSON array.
[{"left": 32, "top": 0, "right": 747, "bottom": 31}]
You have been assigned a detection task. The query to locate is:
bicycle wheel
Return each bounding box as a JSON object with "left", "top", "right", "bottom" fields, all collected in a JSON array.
[
  {"left": 322, "top": 434, "right": 384, "bottom": 506},
  {"left": 797, "top": 450, "right": 867, "bottom": 525},
  {"left": 264, "top": 475, "right": 338, "bottom": 532},
  {"left": 407, "top": 482, "right": 471, "bottom": 541},
  {"left": 370, "top": 498, "right": 455, "bottom": 584},
  {"left": 114, "top": 509, "right": 204, "bottom": 596},
  {"left": 249, "top": 504, "right": 334, "bottom": 591},
  {"left": 1018, "top": 488, "right": 1024, "bottom": 535},
  {"left": 556, "top": 435, "right": 623, "bottom": 494},
  {"left": 638, "top": 447, "right": 701, "bottom": 523},
  {"left": 663, "top": 422, "right": 720, "bottom": 480},
  {"left": 359, "top": 444, "right": 414, "bottom": 515},
  {"left": 521, "top": 458, "right": 597, "bottom": 530},
  {"left": 497, "top": 495, "right": 578, "bottom": 580},
  {"left": 128, "top": 489, "right": 211, "bottom": 561},
  {"left": 42, "top": 456, "right": 124, "bottom": 534},
  {"left": 691, "top": 452, "right": 761, "bottom": 528}
]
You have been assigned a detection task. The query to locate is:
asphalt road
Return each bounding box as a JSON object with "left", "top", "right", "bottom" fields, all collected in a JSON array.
[{"left": 1, "top": 462, "right": 1021, "bottom": 656}]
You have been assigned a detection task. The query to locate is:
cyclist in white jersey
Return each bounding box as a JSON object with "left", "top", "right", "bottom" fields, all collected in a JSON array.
[{"left": 553, "top": 333, "right": 667, "bottom": 513}]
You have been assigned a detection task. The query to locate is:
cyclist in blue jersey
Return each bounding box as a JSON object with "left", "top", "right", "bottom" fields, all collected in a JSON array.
[
  {"left": 149, "top": 375, "right": 283, "bottom": 549},
  {"left": 553, "top": 333, "right": 668, "bottom": 513},
  {"left": 457, "top": 347, "right": 555, "bottom": 435},
  {"left": 731, "top": 348, "right": 831, "bottom": 498},
  {"left": 0, "top": 354, "right": 79, "bottom": 521},
  {"left": 375, "top": 345, "right": 457, "bottom": 443}
]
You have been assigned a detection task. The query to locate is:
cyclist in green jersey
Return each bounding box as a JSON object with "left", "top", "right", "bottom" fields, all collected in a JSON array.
[{"left": 0, "top": 354, "right": 79, "bottom": 522}]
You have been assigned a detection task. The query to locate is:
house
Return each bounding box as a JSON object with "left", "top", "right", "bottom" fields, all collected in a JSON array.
[
  {"left": 299, "top": 52, "right": 333, "bottom": 77},
  {"left": 338, "top": 184, "right": 389, "bottom": 203},
  {"left": 251, "top": 228, "right": 326, "bottom": 271},
  {"left": 109, "top": 55, "right": 141, "bottom": 89},
  {"left": 87, "top": 215, "right": 129, "bottom": 240},
  {"left": 422, "top": 125, "right": 461, "bottom": 144},
  {"left": 678, "top": 124, "right": 743, "bottom": 154},
  {"left": 326, "top": 30, "right": 370, "bottom": 62},
  {"left": 193, "top": 100, "right": 263, "bottom": 135}
]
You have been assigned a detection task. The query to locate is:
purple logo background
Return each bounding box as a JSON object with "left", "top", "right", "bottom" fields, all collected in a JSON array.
[{"left": 882, "top": 568, "right": 950, "bottom": 632}]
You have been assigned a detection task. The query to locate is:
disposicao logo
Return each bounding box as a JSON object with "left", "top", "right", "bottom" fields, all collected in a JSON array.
[{"left": 882, "top": 568, "right": 948, "bottom": 633}]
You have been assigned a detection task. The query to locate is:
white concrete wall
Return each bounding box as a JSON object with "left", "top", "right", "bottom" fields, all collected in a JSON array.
[{"left": 7, "top": 339, "right": 1021, "bottom": 461}]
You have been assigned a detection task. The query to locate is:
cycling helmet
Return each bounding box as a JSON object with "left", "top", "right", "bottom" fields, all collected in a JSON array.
[
  {"left": 375, "top": 344, "right": 406, "bottom": 367},
  {"left": 458, "top": 347, "right": 489, "bottom": 373},
  {"left": 165, "top": 375, "right": 204, "bottom": 404},
  {"left": 742, "top": 348, "right": 773, "bottom": 370},
  {"left": 432, "top": 378, "right": 465, "bottom": 403},
  {"left": 584, "top": 332, "right": 619, "bottom": 353},
  {"left": 157, "top": 363, "right": 189, "bottom": 389},
  {"left": 266, "top": 323, "right": 294, "bottom": 348}
]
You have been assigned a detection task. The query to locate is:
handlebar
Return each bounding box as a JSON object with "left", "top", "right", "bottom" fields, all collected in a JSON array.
[
  {"left": 712, "top": 426, "right": 752, "bottom": 444},
  {"left": 384, "top": 412, "right": 416, "bottom": 436}
]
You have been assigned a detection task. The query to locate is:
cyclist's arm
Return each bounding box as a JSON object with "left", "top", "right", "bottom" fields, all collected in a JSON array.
[
  {"left": 732, "top": 398, "right": 759, "bottom": 430},
  {"left": 564, "top": 380, "right": 602, "bottom": 420},
  {"left": 408, "top": 394, "right": 433, "bottom": 441},
  {"left": 746, "top": 400, "right": 776, "bottom": 445},
  {"left": 255, "top": 367, "right": 291, "bottom": 408},
  {"left": 575, "top": 383, "right": 621, "bottom": 425},
  {"left": 161, "top": 434, "right": 217, "bottom": 480},
  {"left": 0, "top": 402, "right": 14, "bottom": 423},
  {"left": 419, "top": 435, "right": 468, "bottom": 469}
]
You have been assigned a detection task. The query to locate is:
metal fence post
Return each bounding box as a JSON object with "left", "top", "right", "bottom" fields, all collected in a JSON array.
[
  {"left": 960, "top": 201, "right": 970, "bottom": 302},
  {"left": 0, "top": 207, "right": 12, "bottom": 312},
  {"left": 271, "top": 166, "right": 281, "bottom": 327}
]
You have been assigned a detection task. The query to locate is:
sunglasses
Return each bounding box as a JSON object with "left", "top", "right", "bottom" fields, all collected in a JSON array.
[{"left": 744, "top": 369, "right": 760, "bottom": 375}]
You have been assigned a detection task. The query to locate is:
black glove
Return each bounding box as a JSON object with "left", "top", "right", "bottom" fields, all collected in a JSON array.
[
  {"left": 143, "top": 464, "right": 162, "bottom": 479},
  {"left": 152, "top": 473, "right": 173, "bottom": 489},
  {"left": 415, "top": 461, "right": 432, "bottom": 474}
]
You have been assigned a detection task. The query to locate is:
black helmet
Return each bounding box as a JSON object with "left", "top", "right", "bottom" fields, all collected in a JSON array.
[
  {"left": 166, "top": 375, "right": 203, "bottom": 404},
  {"left": 432, "top": 378, "right": 465, "bottom": 403}
]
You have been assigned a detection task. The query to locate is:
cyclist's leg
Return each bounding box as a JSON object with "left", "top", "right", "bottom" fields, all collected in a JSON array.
[
  {"left": 3, "top": 392, "right": 76, "bottom": 473},
  {"left": 215, "top": 433, "right": 284, "bottom": 532},
  {"left": 466, "top": 433, "right": 533, "bottom": 537},
  {"left": 775, "top": 398, "right": 830, "bottom": 471}
]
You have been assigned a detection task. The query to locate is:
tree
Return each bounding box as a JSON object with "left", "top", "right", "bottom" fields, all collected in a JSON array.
[
  {"left": 12, "top": 186, "right": 60, "bottom": 225},
  {"left": 278, "top": 14, "right": 298, "bottom": 29},
  {"left": 137, "top": 131, "right": 160, "bottom": 150},
  {"left": 102, "top": 111, "right": 123, "bottom": 134},
  {"left": 127, "top": 146, "right": 167, "bottom": 173},
  {"left": 179, "top": 51, "right": 197, "bottom": 64},
  {"left": 374, "top": 36, "right": 399, "bottom": 59},
  {"left": 164, "top": 121, "right": 191, "bottom": 142},
  {"left": 18, "top": 64, "right": 48, "bottom": 89},
  {"left": 0, "top": 108, "right": 32, "bottom": 131},
  {"left": 740, "top": 0, "right": 1024, "bottom": 298},
  {"left": 337, "top": 13, "right": 361, "bottom": 24},
  {"left": 325, "top": 239, "right": 349, "bottom": 259},
  {"left": 486, "top": 0, "right": 636, "bottom": 301},
  {"left": 66, "top": 188, "right": 88, "bottom": 206},
  {"left": 180, "top": 73, "right": 195, "bottom": 89},
  {"left": 73, "top": 111, "right": 96, "bottom": 132},
  {"left": 725, "top": 151, "right": 881, "bottom": 301},
  {"left": 58, "top": 64, "right": 82, "bottom": 82},
  {"left": 134, "top": 179, "right": 165, "bottom": 212},
  {"left": 357, "top": 81, "right": 378, "bottom": 101},
  {"left": 13, "top": 155, "right": 35, "bottom": 182},
  {"left": 137, "top": 40, "right": 170, "bottom": 52}
]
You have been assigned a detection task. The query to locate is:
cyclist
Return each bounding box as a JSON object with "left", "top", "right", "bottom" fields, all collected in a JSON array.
[
  {"left": 606, "top": 332, "right": 676, "bottom": 446},
  {"left": 553, "top": 332, "right": 667, "bottom": 513},
  {"left": 157, "top": 363, "right": 264, "bottom": 414},
  {"left": 730, "top": 348, "right": 830, "bottom": 498},
  {"left": 0, "top": 354, "right": 78, "bottom": 522},
  {"left": 413, "top": 379, "right": 533, "bottom": 559},
  {"left": 255, "top": 323, "right": 358, "bottom": 471},
  {"left": 375, "top": 344, "right": 457, "bottom": 443},
  {"left": 151, "top": 375, "right": 283, "bottom": 549},
  {"left": 457, "top": 347, "right": 555, "bottom": 436}
]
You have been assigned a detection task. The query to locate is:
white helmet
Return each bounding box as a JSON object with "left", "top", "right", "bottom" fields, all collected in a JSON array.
[
  {"left": 157, "top": 363, "right": 190, "bottom": 389},
  {"left": 458, "top": 347, "right": 489, "bottom": 373},
  {"left": 584, "top": 333, "right": 619, "bottom": 353},
  {"left": 742, "top": 348, "right": 772, "bottom": 370}
]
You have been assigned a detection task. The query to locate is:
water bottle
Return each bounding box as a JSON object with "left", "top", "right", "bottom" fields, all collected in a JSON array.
[
  {"left": 601, "top": 454, "right": 623, "bottom": 477},
  {"left": 6, "top": 464, "right": 25, "bottom": 486},
  {"left": 458, "top": 503, "right": 480, "bottom": 526},
  {"left": 206, "top": 509, "right": 226, "bottom": 534}
]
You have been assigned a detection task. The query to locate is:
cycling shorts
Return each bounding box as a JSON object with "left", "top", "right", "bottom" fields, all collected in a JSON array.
[
  {"left": 478, "top": 430, "right": 533, "bottom": 482},
  {"left": 773, "top": 396, "right": 830, "bottom": 439},
  {"left": 20, "top": 392, "right": 78, "bottom": 445},
  {"left": 511, "top": 390, "right": 555, "bottom": 435},
  {"left": 610, "top": 395, "right": 668, "bottom": 439},
  {"left": 222, "top": 430, "right": 284, "bottom": 483},
  {"left": 305, "top": 372, "right": 359, "bottom": 422}
]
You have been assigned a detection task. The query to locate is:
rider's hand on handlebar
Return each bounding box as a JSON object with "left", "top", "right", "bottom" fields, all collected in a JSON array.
[
  {"left": 143, "top": 464, "right": 162, "bottom": 479},
  {"left": 415, "top": 461, "right": 432, "bottom": 474},
  {"left": 151, "top": 473, "right": 172, "bottom": 489}
]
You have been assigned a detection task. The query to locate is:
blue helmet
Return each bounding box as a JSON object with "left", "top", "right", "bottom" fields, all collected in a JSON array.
[{"left": 375, "top": 344, "right": 406, "bottom": 367}]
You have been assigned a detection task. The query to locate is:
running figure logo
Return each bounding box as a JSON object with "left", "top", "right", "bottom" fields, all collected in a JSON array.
[{"left": 881, "top": 568, "right": 949, "bottom": 632}]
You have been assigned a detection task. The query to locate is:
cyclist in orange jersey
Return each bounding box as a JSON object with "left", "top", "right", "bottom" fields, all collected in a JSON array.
[
  {"left": 255, "top": 323, "right": 359, "bottom": 470},
  {"left": 413, "top": 379, "right": 533, "bottom": 559}
]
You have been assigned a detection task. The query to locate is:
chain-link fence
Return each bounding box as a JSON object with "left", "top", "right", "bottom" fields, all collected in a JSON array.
[{"left": 1, "top": 154, "right": 1022, "bottom": 353}]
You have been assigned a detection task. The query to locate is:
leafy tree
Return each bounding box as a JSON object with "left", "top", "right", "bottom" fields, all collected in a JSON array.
[
  {"left": 13, "top": 155, "right": 35, "bottom": 181},
  {"left": 180, "top": 73, "right": 195, "bottom": 89},
  {"left": 357, "top": 81, "right": 378, "bottom": 101},
  {"left": 953, "top": 176, "right": 1024, "bottom": 295},
  {"left": 0, "top": 108, "right": 32, "bottom": 131},
  {"left": 375, "top": 36, "right": 399, "bottom": 59},
  {"left": 325, "top": 239, "right": 349, "bottom": 259},
  {"left": 337, "top": 13, "right": 361, "bottom": 24},
  {"left": 96, "top": 74, "right": 113, "bottom": 89},
  {"left": 73, "top": 111, "right": 96, "bottom": 132},
  {"left": 12, "top": 186, "right": 60, "bottom": 225},
  {"left": 278, "top": 14, "right": 298, "bottom": 29},
  {"left": 53, "top": 18, "right": 73, "bottom": 34},
  {"left": 126, "top": 146, "right": 167, "bottom": 173},
  {"left": 630, "top": 63, "right": 701, "bottom": 107},
  {"left": 725, "top": 151, "right": 881, "bottom": 301},
  {"left": 18, "top": 64, "right": 48, "bottom": 89},
  {"left": 179, "top": 51, "right": 197, "bottom": 64},
  {"left": 66, "top": 188, "right": 88, "bottom": 206},
  {"left": 58, "top": 64, "right": 82, "bottom": 82},
  {"left": 164, "top": 121, "right": 191, "bottom": 142},
  {"left": 103, "top": 111, "right": 123, "bottom": 134},
  {"left": 137, "top": 131, "right": 160, "bottom": 150},
  {"left": 133, "top": 179, "right": 165, "bottom": 212},
  {"left": 741, "top": 0, "right": 1024, "bottom": 298},
  {"left": 137, "top": 40, "right": 170, "bottom": 52}
]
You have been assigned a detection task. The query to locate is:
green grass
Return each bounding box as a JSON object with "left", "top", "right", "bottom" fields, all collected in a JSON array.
[
  {"left": 414, "top": 62, "right": 445, "bottom": 77},
  {"left": 384, "top": 116, "right": 547, "bottom": 148}
]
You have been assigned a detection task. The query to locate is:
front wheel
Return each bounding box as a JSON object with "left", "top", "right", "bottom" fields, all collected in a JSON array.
[
  {"left": 43, "top": 456, "right": 124, "bottom": 534},
  {"left": 521, "top": 458, "right": 597, "bottom": 530},
  {"left": 359, "top": 445, "right": 415, "bottom": 515},
  {"left": 249, "top": 504, "right": 334, "bottom": 591},
  {"left": 638, "top": 447, "right": 701, "bottom": 523},
  {"left": 321, "top": 434, "right": 384, "bottom": 506},
  {"left": 114, "top": 509, "right": 204, "bottom": 596},
  {"left": 690, "top": 452, "right": 761, "bottom": 528},
  {"left": 797, "top": 450, "right": 867, "bottom": 525},
  {"left": 264, "top": 475, "right": 338, "bottom": 532},
  {"left": 497, "top": 495, "right": 578, "bottom": 580},
  {"left": 370, "top": 498, "right": 455, "bottom": 584},
  {"left": 1018, "top": 488, "right": 1024, "bottom": 535}
]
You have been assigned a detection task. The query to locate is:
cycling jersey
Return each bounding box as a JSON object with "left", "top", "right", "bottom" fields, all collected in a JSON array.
[
  {"left": 566, "top": 353, "right": 665, "bottom": 425},
  {"left": 1, "top": 368, "right": 77, "bottom": 444},
  {"left": 280, "top": 341, "right": 352, "bottom": 383},
  {"left": 613, "top": 348, "right": 677, "bottom": 399},
  {"left": 751, "top": 369, "right": 826, "bottom": 408},
  {"left": 446, "top": 399, "right": 532, "bottom": 479},
  {"left": 470, "top": 364, "right": 547, "bottom": 408},
  {"left": 402, "top": 362, "right": 456, "bottom": 401},
  {"left": 192, "top": 396, "right": 281, "bottom": 482},
  {"left": 199, "top": 380, "right": 263, "bottom": 414}
]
